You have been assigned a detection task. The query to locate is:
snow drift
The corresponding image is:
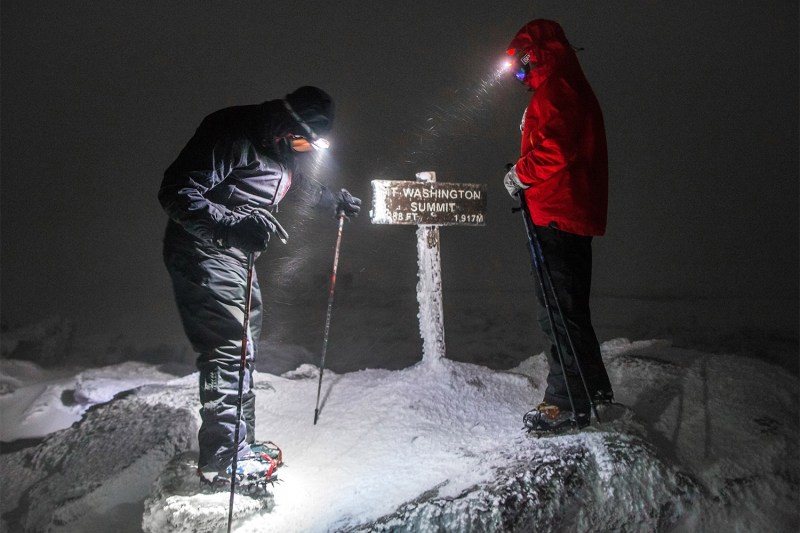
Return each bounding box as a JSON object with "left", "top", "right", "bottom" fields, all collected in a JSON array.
[{"left": 1, "top": 337, "right": 797, "bottom": 532}]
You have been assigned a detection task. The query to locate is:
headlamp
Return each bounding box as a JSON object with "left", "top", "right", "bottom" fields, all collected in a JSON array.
[
  {"left": 311, "top": 137, "right": 330, "bottom": 150},
  {"left": 282, "top": 99, "right": 330, "bottom": 151}
]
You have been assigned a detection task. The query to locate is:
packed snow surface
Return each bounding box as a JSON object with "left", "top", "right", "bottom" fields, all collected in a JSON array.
[{"left": 1, "top": 336, "right": 797, "bottom": 532}]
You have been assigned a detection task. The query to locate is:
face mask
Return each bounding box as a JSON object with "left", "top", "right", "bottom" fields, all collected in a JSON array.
[{"left": 289, "top": 136, "right": 314, "bottom": 152}]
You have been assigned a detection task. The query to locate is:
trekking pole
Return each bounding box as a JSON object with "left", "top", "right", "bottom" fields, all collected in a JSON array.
[
  {"left": 515, "top": 192, "right": 600, "bottom": 424},
  {"left": 227, "top": 251, "right": 256, "bottom": 533},
  {"left": 313, "top": 211, "right": 346, "bottom": 425}
]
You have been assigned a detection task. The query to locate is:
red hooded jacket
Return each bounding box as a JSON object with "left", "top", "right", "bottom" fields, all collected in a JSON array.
[{"left": 508, "top": 20, "right": 608, "bottom": 236}]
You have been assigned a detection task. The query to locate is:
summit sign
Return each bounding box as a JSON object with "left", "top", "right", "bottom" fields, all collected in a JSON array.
[
  {"left": 369, "top": 172, "right": 487, "bottom": 365},
  {"left": 370, "top": 180, "right": 487, "bottom": 226}
]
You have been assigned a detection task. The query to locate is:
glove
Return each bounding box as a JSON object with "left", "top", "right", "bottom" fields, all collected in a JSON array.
[
  {"left": 503, "top": 164, "right": 529, "bottom": 198},
  {"left": 335, "top": 188, "right": 361, "bottom": 218},
  {"left": 215, "top": 212, "right": 278, "bottom": 252}
]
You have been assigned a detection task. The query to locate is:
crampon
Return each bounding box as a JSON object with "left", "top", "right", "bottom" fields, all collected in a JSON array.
[
  {"left": 198, "top": 451, "right": 279, "bottom": 494},
  {"left": 523, "top": 402, "right": 590, "bottom": 437}
]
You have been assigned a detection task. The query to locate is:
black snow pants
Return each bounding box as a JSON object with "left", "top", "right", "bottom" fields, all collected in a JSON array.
[
  {"left": 531, "top": 224, "right": 612, "bottom": 414},
  {"left": 163, "top": 225, "right": 263, "bottom": 471}
]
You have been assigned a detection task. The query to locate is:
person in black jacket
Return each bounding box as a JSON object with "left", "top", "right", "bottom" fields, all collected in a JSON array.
[{"left": 159, "top": 86, "right": 360, "bottom": 485}]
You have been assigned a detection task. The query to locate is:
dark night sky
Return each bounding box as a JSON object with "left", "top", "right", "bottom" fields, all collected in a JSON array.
[{"left": 1, "top": 2, "right": 797, "bottom": 357}]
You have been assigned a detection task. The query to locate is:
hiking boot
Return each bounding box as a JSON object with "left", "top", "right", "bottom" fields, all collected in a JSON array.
[
  {"left": 198, "top": 451, "right": 278, "bottom": 490},
  {"left": 523, "top": 402, "right": 589, "bottom": 434},
  {"left": 592, "top": 389, "right": 615, "bottom": 405}
]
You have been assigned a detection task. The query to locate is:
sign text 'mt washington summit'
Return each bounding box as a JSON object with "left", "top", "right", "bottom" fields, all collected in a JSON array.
[{"left": 370, "top": 180, "right": 487, "bottom": 226}]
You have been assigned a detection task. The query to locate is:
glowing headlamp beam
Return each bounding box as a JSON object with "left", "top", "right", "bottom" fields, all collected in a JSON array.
[{"left": 312, "top": 137, "right": 330, "bottom": 150}]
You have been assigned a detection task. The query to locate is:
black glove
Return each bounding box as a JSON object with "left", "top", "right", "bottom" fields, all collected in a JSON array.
[
  {"left": 215, "top": 212, "right": 278, "bottom": 252},
  {"left": 336, "top": 188, "right": 361, "bottom": 218}
]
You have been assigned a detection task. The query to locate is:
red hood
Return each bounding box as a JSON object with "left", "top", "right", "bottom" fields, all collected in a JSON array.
[{"left": 507, "top": 19, "right": 583, "bottom": 89}]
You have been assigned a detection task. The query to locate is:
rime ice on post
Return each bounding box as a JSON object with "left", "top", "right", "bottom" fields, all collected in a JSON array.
[
  {"left": 370, "top": 171, "right": 487, "bottom": 364},
  {"left": 414, "top": 171, "right": 446, "bottom": 364}
]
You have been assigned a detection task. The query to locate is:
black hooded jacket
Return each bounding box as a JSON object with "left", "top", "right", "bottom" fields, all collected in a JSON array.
[{"left": 159, "top": 99, "right": 332, "bottom": 252}]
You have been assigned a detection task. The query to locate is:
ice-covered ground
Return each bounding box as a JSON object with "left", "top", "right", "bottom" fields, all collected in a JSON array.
[{"left": 1, "top": 327, "right": 797, "bottom": 532}]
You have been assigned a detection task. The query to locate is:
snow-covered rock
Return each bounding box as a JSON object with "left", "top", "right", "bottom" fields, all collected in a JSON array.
[
  {"left": 353, "top": 430, "right": 698, "bottom": 532},
  {"left": 1, "top": 386, "right": 196, "bottom": 533},
  {"left": 0, "top": 339, "right": 797, "bottom": 532}
]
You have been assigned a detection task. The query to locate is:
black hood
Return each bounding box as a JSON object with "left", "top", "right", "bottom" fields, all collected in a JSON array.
[{"left": 284, "top": 86, "right": 334, "bottom": 137}]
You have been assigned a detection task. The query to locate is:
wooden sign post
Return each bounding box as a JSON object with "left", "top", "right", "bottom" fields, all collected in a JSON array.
[{"left": 370, "top": 171, "right": 487, "bottom": 364}]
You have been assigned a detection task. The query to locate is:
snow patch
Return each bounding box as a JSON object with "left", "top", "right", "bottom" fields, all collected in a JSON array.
[
  {"left": 142, "top": 452, "right": 274, "bottom": 533},
  {"left": 0, "top": 338, "right": 797, "bottom": 532}
]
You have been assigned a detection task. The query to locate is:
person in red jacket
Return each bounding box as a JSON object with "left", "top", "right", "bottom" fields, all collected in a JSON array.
[{"left": 503, "top": 19, "right": 614, "bottom": 432}]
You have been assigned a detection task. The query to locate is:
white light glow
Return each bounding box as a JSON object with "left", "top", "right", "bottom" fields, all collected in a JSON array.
[{"left": 312, "top": 138, "right": 330, "bottom": 150}]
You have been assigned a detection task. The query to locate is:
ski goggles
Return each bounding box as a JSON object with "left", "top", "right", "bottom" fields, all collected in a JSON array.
[
  {"left": 282, "top": 99, "right": 330, "bottom": 151},
  {"left": 506, "top": 48, "right": 533, "bottom": 82}
]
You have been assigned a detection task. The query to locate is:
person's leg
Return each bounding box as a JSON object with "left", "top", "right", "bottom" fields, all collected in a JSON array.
[
  {"left": 559, "top": 231, "right": 613, "bottom": 402},
  {"left": 533, "top": 225, "right": 612, "bottom": 414},
  {"left": 164, "top": 247, "right": 256, "bottom": 471}
]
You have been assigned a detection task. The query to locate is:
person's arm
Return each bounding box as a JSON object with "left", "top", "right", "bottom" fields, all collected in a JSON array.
[
  {"left": 515, "top": 79, "right": 580, "bottom": 187},
  {"left": 158, "top": 117, "right": 242, "bottom": 243},
  {"left": 293, "top": 173, "right": 361, "bottom": 218}
]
